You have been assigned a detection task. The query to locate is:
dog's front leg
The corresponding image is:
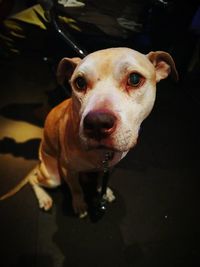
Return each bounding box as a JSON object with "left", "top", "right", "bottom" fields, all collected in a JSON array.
[{"left": 64, "top": 170, "right": 88, "bottom": 218}]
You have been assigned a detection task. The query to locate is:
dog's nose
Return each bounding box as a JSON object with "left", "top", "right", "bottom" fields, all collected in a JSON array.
[{"left": 83, "top": 111, "right": 116, "bottom": 140}]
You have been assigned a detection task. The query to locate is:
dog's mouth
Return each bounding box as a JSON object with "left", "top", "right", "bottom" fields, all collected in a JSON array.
[
  {"left": 96, "top": 144, "right": 114, "bottom": 150},
  {"left": 86, "top": 145, "right": 115, "bottom": 159},
  {"left": 80, "top": 134, "right": 133, "bottom": 154},
  {"left": 87, "top": 143, "right": 118, "bottom": 151}
]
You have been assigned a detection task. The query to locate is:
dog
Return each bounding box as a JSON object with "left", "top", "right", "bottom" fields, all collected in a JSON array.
[{"left": 0, "top": 47, "right": 178, "bottom": 218}]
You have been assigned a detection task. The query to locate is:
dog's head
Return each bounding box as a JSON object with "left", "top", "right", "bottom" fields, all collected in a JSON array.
[{"left": 57, "top": 48, "right": 178, "bottom": 152}]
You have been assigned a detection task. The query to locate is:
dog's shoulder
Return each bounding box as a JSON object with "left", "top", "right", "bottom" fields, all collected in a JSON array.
[
  {"left": 41, "top": 99, "right": 72, "bottom": 152},
  {"left": 45, "top": 98, "right": 72, "bottom": 127}
]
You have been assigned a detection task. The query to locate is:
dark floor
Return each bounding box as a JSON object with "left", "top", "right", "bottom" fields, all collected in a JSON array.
[{"left": 0, "top": 2, "right": 200, "bottom": 267}]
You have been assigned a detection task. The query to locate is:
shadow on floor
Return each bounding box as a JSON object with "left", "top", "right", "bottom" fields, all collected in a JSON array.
[
  {"left": 53, "top": 187, "right": 130, "bottom": 267},
  {"left": 0, "top": 137, "right": 40, "bottom": 159},
  {"left": 0, "top": 103, "right": 46, "bottom": 127}
]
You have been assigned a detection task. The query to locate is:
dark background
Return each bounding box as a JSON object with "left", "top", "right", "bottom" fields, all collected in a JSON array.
[{"left": 0, "top": 1, "right": 200, "bottom": 266}]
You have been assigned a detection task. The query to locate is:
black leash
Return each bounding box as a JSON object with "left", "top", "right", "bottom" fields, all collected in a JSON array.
[{"left": 90, "top": 152, "right": 113, "bottom": 222}]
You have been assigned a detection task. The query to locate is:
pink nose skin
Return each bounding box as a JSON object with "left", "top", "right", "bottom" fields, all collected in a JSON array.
[{"left": 83, "top": 111, "right": 117, "bottom": 140}]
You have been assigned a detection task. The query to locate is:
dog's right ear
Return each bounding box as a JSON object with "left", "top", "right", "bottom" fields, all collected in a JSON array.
[{"left": 57, "top": 57, "right": 81, "bottom": 85}]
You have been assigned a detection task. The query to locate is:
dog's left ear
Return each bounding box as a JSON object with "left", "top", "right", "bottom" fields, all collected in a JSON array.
[
  {"left": 57, "top": 57, "right": 82, "bottom": 85},
  {"left": 146, "top": 51, "right": 178, "bottom": 82}
]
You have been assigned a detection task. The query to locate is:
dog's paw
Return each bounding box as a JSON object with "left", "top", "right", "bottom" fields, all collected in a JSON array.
[
  {"left": 72, "top": 194, "right": 88, "bottom": 218},
  {"left": 98, "top": 187, "right": 116, "bottom": 203},
  {"left": 32, "top": 185, "right": 53, "bottom": 211},
  {"left": 79, "top": 211, "right": 88, "bottom": 219},
  {"left": 39, "top": 193, "right": 53, "bottom": 211}
]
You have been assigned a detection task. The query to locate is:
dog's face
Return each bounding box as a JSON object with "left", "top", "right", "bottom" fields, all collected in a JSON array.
[{"left": 57, "top": 48, "right": 178, "bottom": 152}]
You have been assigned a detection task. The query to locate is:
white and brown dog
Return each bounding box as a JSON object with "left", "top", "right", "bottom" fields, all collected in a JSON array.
[{"left": 0, "top": 48, "right": 178, "bottom": 218}]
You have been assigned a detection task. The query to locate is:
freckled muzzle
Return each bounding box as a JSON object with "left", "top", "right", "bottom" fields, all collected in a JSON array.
[{"left": 83, "top": 110, "right": 117, "bottom": 141}]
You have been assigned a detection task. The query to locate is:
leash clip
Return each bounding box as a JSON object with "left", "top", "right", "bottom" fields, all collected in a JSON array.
[
  {"left": 102, "top": 153, "right": 110, "bottom": 173},
  {"left": 102, "top": 151, "right": 113, "bottom": 173}
]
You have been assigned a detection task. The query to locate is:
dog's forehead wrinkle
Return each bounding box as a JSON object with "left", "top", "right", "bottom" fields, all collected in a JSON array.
[
  {"left": 115, "top": 57, "right": 153, "bottom": 78},
  {"left": 75, "top": 63, "right": 95, "bottom": 77},
  {"left": 77, "top": 50, "right": 127, "bottom": 76},
  {"left": 76, "top": 48, "right": 153, "bottom": 81}
]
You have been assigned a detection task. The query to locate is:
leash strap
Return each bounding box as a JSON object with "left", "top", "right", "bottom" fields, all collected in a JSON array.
[
  {"left": 101, "top": 152, "right": 111, "bottom": 197},
  {"left": 90, "top": 152, "right": 113, "bottom": 221},
  {"left": 101, "top": 170, "right": 110, "bottom": 198}
]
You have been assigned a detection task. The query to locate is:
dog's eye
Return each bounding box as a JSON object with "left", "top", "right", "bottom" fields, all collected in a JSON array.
[
  {"left": 127, "top": 73, "right": 142, "bottom": 87},
  {"left": 75, "top": 76, "right": 87, "bottom": 91}
]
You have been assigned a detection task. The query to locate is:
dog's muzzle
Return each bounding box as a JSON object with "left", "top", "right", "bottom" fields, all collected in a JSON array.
[{"left": 83, "top": 110, "right": 117, "bottom": 141}]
